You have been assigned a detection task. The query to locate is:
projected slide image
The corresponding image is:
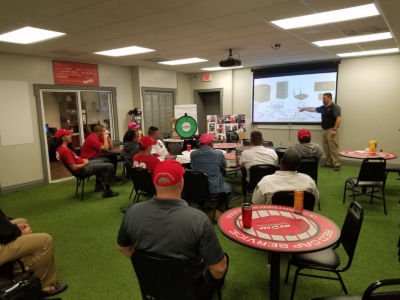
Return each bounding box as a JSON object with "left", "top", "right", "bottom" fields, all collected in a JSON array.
[{"left": 253, "top": 72, "right": 336, "bottom": 123}]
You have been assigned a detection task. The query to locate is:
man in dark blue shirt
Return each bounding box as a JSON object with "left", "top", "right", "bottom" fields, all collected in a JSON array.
[{"left": 299, "top": 93, "right": 342, "bottom": 171}]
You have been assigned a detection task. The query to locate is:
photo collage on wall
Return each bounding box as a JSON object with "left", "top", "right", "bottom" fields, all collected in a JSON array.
[{"left": 207, "top": 114, "right": 245, "bottom": 142}]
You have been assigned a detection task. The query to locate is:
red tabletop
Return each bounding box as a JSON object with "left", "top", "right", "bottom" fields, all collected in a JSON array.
[
  {"left": 218, "top": 205, "right": 340, "bottom": 253},
  {"left": 213, "top": 143, "right": 243, "bottom": 149},
  {"left": 224, "top": 152, "right": 236, "bottom": 160},
  {"left": 339, "top": 150, "right": 397, "bottom": 160}
]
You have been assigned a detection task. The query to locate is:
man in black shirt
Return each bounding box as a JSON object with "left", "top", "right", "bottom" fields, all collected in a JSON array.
[
  {"left": 117, "top": 159, "right": 228, "bottom": 298},
  {"left": 299, "top": 92, "right": 342, "bottom": 171}
]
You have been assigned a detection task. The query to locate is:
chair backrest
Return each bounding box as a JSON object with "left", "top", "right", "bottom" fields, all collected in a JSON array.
[
  {"left": 182, "top": 170, "right": 210, "bottom": 205},
  {"left": 340, "top": 201, "right": 364, "bottom": 269},
  {"left": 128, "top": 167, "right": 156, "bottom": 195},
  {"left": 242, "top": 139, "right": 250, "bottom": 146},
  {"left": 263, "top": 141, "right": 274, "bottom": 147},
  {"left": 131, "top": 250, "right": 203, "bottom": 300},
  {"left": 271, "top": 191, "right": 316, "bottom": 211},
  {"left": 297, "top": 157, "right": 319, "bottom": 183},
  {"left": 226, "top": 131, "right": 239, "bottom": 143},
  {"left": 274, "top": 147, "right": 287, "bottom": 163},
  {"left": 363, "top": 278, "right": 400, "bottom": 300},
  {"left": 357, "top": 158, "right": 386, "bottom": 183},
  {"left": 249, "top": 164, "right": 278, "bottom": 190}
]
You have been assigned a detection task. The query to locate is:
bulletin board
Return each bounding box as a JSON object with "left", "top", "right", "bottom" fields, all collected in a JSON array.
[{"left": 206, "top": 114, "right": 245, "bottom": 141}]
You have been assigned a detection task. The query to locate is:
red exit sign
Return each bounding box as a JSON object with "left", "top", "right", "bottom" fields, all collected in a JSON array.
[{"left": 202, "top": 73, "right": 211, "bottom": 82}]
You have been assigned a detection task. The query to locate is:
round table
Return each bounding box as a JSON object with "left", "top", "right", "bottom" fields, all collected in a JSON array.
[
  {"left": 339, "top": 150, "right": 397, "bottom": 160},
  {"left": 212, "top": 142, "right": 243, "bottom": 150},
  {"left": 218, "top": 205, "right": 340, "bottom": 300}
]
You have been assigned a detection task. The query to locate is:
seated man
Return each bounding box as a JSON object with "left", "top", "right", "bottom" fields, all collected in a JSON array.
[
  {"left": 288, "top": 128, "right": 323, "bottom": 160},
  {"left": 148, "top": 126, "right": 169, "bottom": 157},
  {"left": 121, "top": 130, "right": 139, "bottom": 166},
  {"left": 252, "top": 148, "right": 319, "bottom": 205},
  {"left": 81, "top": 124, "right": 112, "bottom": 160},
  {"left": 117, "top": 160, "right": 228, "bottom": 298},
  {"left": 190, "top": 133, "right": 232, "bottom": 220},
  {"left": 0, "top": 209, "right": 68, "bottom": 296},
  {"left": 123, "top": 122, "right": 142, "bottom": 143},
  {"left": 239, "top": 130, "right": 278, "bottom": 181},
  {"left": 133, "top": 136, "right": 160, "bottom": 173},
  {"left": 56, "top": 129, "right": 119, "bottom": 198}
]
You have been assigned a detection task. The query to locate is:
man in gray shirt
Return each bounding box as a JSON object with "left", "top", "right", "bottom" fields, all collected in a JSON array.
[
  {"left": 117, "top": 159, "right": 228, "bottom": 298},
  {"left": 289, "top": 128, "right": 323, "bottom": 160}
]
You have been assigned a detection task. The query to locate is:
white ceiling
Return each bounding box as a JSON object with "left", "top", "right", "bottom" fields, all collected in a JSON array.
[{"left": 0, "top": 0, "right": 398, "bottom": 73}]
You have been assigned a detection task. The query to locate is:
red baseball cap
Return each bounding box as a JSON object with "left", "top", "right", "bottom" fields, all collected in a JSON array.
[
  {"left": 199, "top": 133, "right": 214, "bottom": 145},
  {"left": 55, "top": 129, "right": 73, "bottom": 138},
  {"left": 139, "top": 136, "right": 157, "bottom": 148},
  {"left": 153, "top": 159, "right": 185, "bottom": 186},
  {"left": 128, "top": 122, "right": 140, "bottom": 129},
  {"left": 298, "top": 128, "right": 311, "bottom": 141}
]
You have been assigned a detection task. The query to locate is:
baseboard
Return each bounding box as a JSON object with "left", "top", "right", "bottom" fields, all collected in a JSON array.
[{"left": 0, "top": 180, "right": 45, "bottom": 194}]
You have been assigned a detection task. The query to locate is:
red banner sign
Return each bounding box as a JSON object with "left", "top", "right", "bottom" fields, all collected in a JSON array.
[{"left": 53, "top": 61, "right": 99, "bottom": 86}]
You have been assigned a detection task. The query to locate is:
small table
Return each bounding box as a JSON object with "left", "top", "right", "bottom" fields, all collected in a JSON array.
[
  {"left": 213, "top": 142, "right": 243, "bottom": 150},
  {"left": 218, "top": 205, "right": 340, "bottom": 300},
  {"left": 339, "top": 150, "right": 397, "bottom": 160}
]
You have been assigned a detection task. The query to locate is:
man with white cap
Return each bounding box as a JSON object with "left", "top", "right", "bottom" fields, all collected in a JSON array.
[
  {"left": 190, "top": 133, "right": 232, "bottom": 220},
  {"left": 117, "top": 159, "right": 228, "bottom": 298}
]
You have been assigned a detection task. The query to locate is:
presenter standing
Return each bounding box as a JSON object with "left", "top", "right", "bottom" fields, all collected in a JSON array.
[{"left": 299, "top": 93, "right": 342, "bottom": 171}]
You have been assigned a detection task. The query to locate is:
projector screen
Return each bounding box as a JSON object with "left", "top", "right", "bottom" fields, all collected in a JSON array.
[{"left": 252, "top": 62, "right": 339, "bottom": 124}]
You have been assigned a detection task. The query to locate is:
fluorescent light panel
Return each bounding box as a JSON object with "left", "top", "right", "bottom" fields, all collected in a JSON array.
[
  {"left": 271, "top": 3, "right": 379, "bottom": 29},
  {"left": 313, "top": 32, "right": 392, "bottom": 47},
  {"left": 159, "top": 58, "right": 208, "bottom": 65},
  {"left": 0, "top": 26, "right": 65, "bottom": 44},
  {"left": 95, "top": 46, "right": 155, "bottom": 57},
  {"left": 201, "top": 66, "right": 243, "bottom": 71},
  {"left": 337, "top": 48, "right": 399, "bottom": 57}
]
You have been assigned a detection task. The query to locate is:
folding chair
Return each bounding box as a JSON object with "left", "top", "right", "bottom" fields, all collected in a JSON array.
[
  {"left": 128, "top": 167, "right": 156, "bottom": 204},
  {"left": 62, "top": 161, "right": 91, "bottom": 201},
  {"left": 272, "top": 191, "right": 316, "bottom": 211}
]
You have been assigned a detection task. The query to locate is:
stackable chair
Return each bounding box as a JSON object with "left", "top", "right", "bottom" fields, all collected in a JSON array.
[
  {"left": 271, "top": 191, "right": 316, "bottom": 211},
  {"left": 247, "top": 164, "right": 278, "bottom": 197},
  {"left": 343, "top": 158, "right": 387, "bottom": 214},
  {"left": 128, "top": 167, "right": 156, "bottom": 203},
  {"left": 275, "top": 147, "right": 287, "bottom": 163},
  {"left": 297, "top": 157, "right": 320, "bottom": 209},
  {"left": 285, "top": 201, "right": 364, "bottom": 300},
  {"left": 62, "top": 161, "right": 91, "bottom": 201},
  {"left": 312, "top": 278, "right": 400, "bottom": 300}
]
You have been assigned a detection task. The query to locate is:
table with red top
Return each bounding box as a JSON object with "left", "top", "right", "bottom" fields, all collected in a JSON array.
[
  {"left": 212, "top": 142, "right": 243, "bottom": 150},
  {"left": 102, "top": 147, "right": 122, "bottom": 156},
  {"left": 339, "top": 150, "right": 397, "bottom": 160},
  {"left": 218, "top": 205, "right": 340, "bottom": 300}
]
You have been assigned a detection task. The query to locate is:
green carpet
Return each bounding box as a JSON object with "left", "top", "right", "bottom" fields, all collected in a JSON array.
[{"left": 1, "top": 165, "right": 399, "bottom": 299}]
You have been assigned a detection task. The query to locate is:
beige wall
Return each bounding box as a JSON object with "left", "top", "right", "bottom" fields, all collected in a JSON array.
[
  {"left": 176, "top": 73, "right": 193, "bottom": 104},
  {"left": 0, "top": 52, "right": 134, "bottom": 190}
]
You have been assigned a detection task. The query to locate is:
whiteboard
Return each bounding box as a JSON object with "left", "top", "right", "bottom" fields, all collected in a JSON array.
[{"left": 0, "top": 80, "right": 34, "bottom": 146}]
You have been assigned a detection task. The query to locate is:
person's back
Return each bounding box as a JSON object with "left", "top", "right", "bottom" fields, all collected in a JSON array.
[
  {"left": 121, "top": 130, "right": 139, "bottom": 165},
  {"left": 133, "top": 136, "right": 160, "bottom": 173},
  {"left": 288, "top": 128, "right": 323, "bottom": 160}
]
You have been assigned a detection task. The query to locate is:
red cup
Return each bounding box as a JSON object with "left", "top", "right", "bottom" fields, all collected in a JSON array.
[
  {"left": 186, "top": 144, "right": 191, "bottom": 152},
  {"left": 241, "top": 203, "right": 252, "bottom": 229}
]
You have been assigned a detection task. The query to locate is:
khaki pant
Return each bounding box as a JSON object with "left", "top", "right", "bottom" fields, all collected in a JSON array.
[
  {"left": 0, "top": 233, "right": 57, "bottom": 289},
  {"left": 322, "top": 129, "right": 341, "bottom": 167}
]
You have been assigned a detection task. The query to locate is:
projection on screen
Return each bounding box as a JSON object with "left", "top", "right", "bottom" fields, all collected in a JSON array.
[{"left": 252, "top": 71, "right": 337, "bottom": 124}]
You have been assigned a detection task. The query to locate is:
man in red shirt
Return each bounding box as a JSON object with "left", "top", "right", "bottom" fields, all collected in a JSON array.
[
  {"left": 133, "top": 136, "right": 160, "bottom": 173},
  {"left": 81, "top": 124, "right": 112, "bottom": 159},
  {"left": 55, "top": 129, "right": 119, "bottom": 198}
]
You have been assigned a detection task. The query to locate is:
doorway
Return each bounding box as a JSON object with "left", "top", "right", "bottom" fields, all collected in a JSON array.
[
  {"left": 35, "top": 85, "right": 117, "bottom": 183},
  {"left": 194, "top": 89, "right": 222, "bottom": 134}
]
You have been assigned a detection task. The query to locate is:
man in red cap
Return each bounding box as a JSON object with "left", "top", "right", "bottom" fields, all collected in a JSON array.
[
  {"left": 55, "top": 129, "right": 119, "bottom": 198},
  {"left": 190, "top": 133, "right": 232, "bottom": 221},
  {"left": 288, "top": 128, "right": 323, "bottom": 160},
  {"left": 132, "top": 136, "right": 160, "bottom": 173},
  {"left": 117, "top": 159, "right": 228, "bottom": 298}
]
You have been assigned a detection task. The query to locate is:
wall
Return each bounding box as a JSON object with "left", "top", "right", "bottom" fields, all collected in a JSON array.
[{"left": 0, "top": 52, "right": 134, "bottom": 191}]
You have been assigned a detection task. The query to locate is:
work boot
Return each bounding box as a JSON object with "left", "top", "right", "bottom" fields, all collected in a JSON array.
[
  {"left": 95, "top": 184, "right": 104, "bottom": 192},
  {"left": 102, "top": 185, "right": 119, "bottom": 198}
]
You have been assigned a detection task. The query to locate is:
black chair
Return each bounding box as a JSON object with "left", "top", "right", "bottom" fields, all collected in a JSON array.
[
  {"left": 131, "top": 250, "right": 223, "bottom": 300},
  {"left": 285, "top": 201, "right": 364, "bottom": 300},
  {"left": 247, "top": 164, "right": 278, "bottom": 197},
  {"left": 182, "top": 170, "right": 226, "bottom": 222},
  {"left": 128, "top": 167, "right": 156, "bottom": 203},
  {"left": 242, "top": 139, "right": 250, "bottom": 146},
  {"left": 343, "top": 158, "right": 387, "bottom": 214},
  {"left": 271, "top": 191, "right": 316, "bottom": 211},
  {"left": 226, "top": 131, "right": 239, "bottom": 143},
  {"left": 61, "top": 161, "right": 91, "bottom": 201},
  {"left": 297, "top": 157, "right": 320, "bottom": 209},
  {"left": 275, "top": 147, "right": 287, "bottom": 163},
  {"left": 312, "top": 278, "right": 400, "bottom": 300},
  {"left": 263, "top": 140, "right": 274, "bottom": 147}
]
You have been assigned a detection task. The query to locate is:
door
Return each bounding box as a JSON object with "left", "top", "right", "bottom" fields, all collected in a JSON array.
[{"left": 195, "top": 91, "right": 221, "bottom": 134}]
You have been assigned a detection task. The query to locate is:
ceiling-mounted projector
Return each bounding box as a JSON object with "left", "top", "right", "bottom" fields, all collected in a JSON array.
[{"left": 219, "top": 48, "right": 241, "bottom": 67}]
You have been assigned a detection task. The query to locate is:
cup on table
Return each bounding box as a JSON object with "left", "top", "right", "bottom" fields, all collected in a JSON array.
[
  {"left": 186, "top": 144, "right": 191, "bottom": 152},
  {"left": 241, "top": 203, "right": 252, "bottom": 229}
]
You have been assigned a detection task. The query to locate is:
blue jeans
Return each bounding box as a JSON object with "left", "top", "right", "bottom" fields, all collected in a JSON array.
[{"left": 81, "top": 159, "right": 114, "bottom": 185}]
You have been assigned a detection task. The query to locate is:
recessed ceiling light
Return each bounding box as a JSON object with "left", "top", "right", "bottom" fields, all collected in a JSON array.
[
  {"left": 0, "top": 26, "right": 65, "bottom": 44},
  {"left": 337, "top": 48, "right": 399, "bottom": 57},
  {"left": 271, "top": 3, "right": 379, "bottom": 30},
  {"left": 201, "top": 66, "right": 243, "bottom": 71},
  {"left": 313, "top": 32, "right": 392, "bottom": 47},
  {"left": 95, "top": 46, "right": 155, "bottom": 57},
  {"left": 158, "top": 58, "right": 208, "bottom": 65}
]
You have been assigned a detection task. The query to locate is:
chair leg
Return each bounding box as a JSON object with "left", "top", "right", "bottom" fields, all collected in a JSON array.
[
  {"left": 284, "top": 261, "right": 291, "bottom": 283},
  {"left": 217, "top": 285, "right": 222, "bottom": 300},
  {"left": 336, "top": 272, "right": 348, "bottom": 295},
  {"left": 318, "top": 200, "right": 321, "bottom": 210},
  {"left": 290, "top": 267, "right": 301, "bottom": 300},
  {"left": 343, "top": 183, "right": 347, "bottom": 204},
  {"left": 370, "top": 186, "right": 374, "bottom": 204},
  {"left": 81, "top": 179, "right": 85, "bottom": 201},
  {"left": 382, "top": 188, "right": 387, "bottom": 215},
  {"left": 75, "top": 179, "right": 79, "bottom": 198},
  {"left": 129, "top": 186, "right": 134, "bottom": 200}
]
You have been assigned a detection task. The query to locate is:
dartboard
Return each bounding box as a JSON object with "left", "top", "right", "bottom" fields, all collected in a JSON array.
[{"left": 175, "top": 115, "right": 197, "bottom": 138}]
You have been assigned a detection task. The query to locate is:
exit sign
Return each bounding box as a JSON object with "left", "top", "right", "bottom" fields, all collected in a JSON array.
[{"left": 202, "top": 73, "right": 211, "bottom": 82}]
